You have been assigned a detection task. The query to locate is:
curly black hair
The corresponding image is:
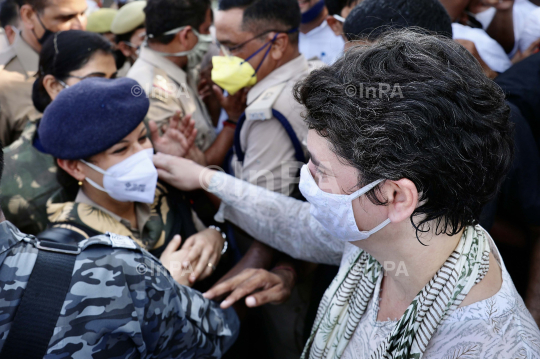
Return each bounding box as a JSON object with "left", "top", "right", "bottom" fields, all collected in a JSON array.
[{"left": 294, "top": 29, "right": 514, "bottom": 240}]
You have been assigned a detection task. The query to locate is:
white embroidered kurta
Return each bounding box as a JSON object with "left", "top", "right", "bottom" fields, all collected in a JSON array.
[{"left": 209, "top": 172, "right": 540, "bottom": 358}]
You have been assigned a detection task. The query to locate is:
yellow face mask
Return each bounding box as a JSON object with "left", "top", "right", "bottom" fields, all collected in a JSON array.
[
  {"left": 211, "top": 34, "right": 280, "bottom": 95},
  {"left": 211, "top": 55, "right": 258, "bottom": 96}
]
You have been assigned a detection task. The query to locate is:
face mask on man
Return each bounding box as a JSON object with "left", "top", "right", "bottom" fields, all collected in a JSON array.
[
  {"left": 34, "top": 12, "right": 55, "bottom": 45},
  {"left": 299, "top": 164, "right": 391, "bottom": 242},
  {"left": 211, "top": 31, "right": 285, "bottom": 95},
  {"left": 81, "top": 148, "right": 158, "bottom": 204},
  {"left": 149, "top": 26, "right": 213, "bottom": 71},
  {"left": 301, "top": 0, "right": 326, "bottom": 24}
]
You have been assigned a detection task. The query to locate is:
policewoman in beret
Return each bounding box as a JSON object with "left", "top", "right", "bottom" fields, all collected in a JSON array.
[{"left": 36, "top": 77, "right": 227, "bottom": 286}]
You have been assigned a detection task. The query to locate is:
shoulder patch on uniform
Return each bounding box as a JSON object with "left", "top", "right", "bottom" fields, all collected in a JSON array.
[
  {"left": 107, "top": 232, "right": 138, "bottom": 249},
  {"left": 150, "top": 69, "right": 174, "bottom": 103},
  {"left": 245, "top": 82, "right": 287, "bottom": 121}
]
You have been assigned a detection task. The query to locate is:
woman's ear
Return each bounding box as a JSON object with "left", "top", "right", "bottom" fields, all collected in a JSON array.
[
  {"left": 43, "top": 74, "right": 65, "bottom": 101},
  {"left": 385, "top": 179, "right": 419, "bottom": 224},
  {"left": 270, "top": 33, "right": 288, "bottom": 61},
  {"left": 57, "top": 158, "right": 86, "bottom": 182}
]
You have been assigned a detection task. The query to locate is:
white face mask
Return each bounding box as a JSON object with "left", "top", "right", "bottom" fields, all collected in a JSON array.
[
  {"left": 150, "top": 27, "right": 213, "bottom": 71},
  {"left": 299, "top": 164, "right": 391, "bottom": 242},
  {"left": 81, "top": 148, "right": 158, "bottom": 204}
]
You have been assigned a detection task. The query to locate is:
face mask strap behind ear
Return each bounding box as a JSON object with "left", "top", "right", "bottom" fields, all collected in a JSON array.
[
  {"left": 243, "top": 32, "right": 279, "bottom": 75},
  {"left": 80, "top": 160, "right": 110, "bottom": 193}
]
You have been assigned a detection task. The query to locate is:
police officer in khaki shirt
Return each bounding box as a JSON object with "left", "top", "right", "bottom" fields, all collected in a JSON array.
[
  {"left": 0, "top": 0, "right": 87, "bottom": 146},
  {"left": 127, "top": 0, "right": 217, "bottom": 152},
  {"left": 215, "top": 4, "right": 324, "bottom": 197},
  {"left": 202, "top": 1, "right": 324, "bottom": 359}
]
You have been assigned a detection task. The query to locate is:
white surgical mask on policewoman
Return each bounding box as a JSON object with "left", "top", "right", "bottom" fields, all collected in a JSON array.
[
  {"left": 81, "top": 148, "right": 158, "bottom": 204},
  {"left": 299, "top": 164, "right": 391, "bottom": 242},
  {"left": 149, "top": 26, "right": 213, "bottom": 71}
]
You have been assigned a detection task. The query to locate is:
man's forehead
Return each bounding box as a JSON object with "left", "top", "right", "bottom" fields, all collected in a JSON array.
[
  {"left": 45, "top": 0, "right": 87, "bottom": 13},
  {"left": 215, "top": 8, "right": 251, "bottom": 41}
]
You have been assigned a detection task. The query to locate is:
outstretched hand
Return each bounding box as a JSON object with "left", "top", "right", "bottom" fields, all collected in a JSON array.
[
  {"left": 150, "top": 112, "right": 197, "bottom": 158},
  {"left": 152, "top": 152, "right": 216, "bottom": 191},
  {"left": 203, "top": 267, "right": 296, "bottom": 309}
]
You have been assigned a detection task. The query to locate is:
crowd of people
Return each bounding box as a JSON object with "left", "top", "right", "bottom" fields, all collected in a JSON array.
[{"left": 0, "top": 0, "right": 539, "bottom": 357}]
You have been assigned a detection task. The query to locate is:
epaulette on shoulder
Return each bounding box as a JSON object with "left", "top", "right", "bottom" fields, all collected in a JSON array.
[
  {"left": 245, "top": 82, "right": 287, "bottom": 121},
  {"left": 80, "top": 232, "right": 142, "bottom": 252}
]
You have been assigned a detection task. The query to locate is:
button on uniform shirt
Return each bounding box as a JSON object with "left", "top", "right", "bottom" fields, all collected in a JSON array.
[
  {"left": 0, "top": 32, "right": 41, "bottom": 147},
  {"left": 0, "top": 220, "right": 240, "bottom": 358},
  {"left": 299, "top": 20, "right": 345, "bottom": 65},
  {"left": 452, "top": 23, "right": 512, "bottom": 73},
  {"left": 229, "top": 55, "right": 322, "bottom": 196},
  {"left": 127, "top": 46, "right": 216, "bottom": 151}
]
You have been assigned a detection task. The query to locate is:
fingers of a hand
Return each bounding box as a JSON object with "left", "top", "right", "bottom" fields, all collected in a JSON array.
[
  {"left": 156, "top": 168, "right": 176, "bottom": 183},
  {"left": 200, "top": 251, "right": 220, "bottom": 280},
  {"left": 153, "top": 153, "right": 174, "bottom": 171},
  {"left": 187, "top": 128, "right": 197, "bottom": 149},
  {"left": 203, "top": 273, "right": 247, "bottom": 300},
  {"left": 149, "top": 120, "right": 160, "bottom": 143},
  {"left": 169, "top": 111, "right": 181, "bottom": 130},
  {"left": 213, "top": 85, "right": 225, "bottom": 103},
  {"left": 219, "top": 274, "right": 265, "bottom": 309},
  {"left": 190, "top": 248, "right": 212, "bottom": 283},
  {"left": 160, "top": 235, "right": 182, "bottom": 258},
  {"left": 177, "top": 113, "right": 191, "bottom": 133},
  {"left": 246, "top": 285, "right": 288, "bottom": 307},
  {"left": 185, "top": 243, "right": 204, "bottom": 267},
  {"left": 170, "top": 130, "right": 189, "bottom": 151}
]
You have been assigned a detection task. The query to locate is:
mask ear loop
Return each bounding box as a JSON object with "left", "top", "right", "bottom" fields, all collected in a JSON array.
[{"left": 241, "top": 32, "right": 280, "bottom": 75}]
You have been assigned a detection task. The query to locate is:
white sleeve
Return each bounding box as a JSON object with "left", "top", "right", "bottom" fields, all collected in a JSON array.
[
  {"left": 518, "top": 8, "right": 540, "bottom": 52},
  {"left": 207, "top": 171, "right": 344, "bottom": 265}
]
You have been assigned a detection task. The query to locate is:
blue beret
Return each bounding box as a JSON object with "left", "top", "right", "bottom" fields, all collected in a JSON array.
[{"left": 37, "top": 77, "right": 149, "bottom": 160}]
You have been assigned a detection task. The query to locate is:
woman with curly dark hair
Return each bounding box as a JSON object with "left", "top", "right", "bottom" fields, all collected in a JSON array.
[{"left": 153, "top": 30, "right": 540, "bottom": 358}]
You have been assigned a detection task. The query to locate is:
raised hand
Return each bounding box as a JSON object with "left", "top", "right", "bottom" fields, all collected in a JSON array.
[{"left": 150, "top": 112, "right": 197, "bottom": 158}]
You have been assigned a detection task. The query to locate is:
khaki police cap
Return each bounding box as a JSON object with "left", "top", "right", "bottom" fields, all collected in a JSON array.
[
  {"left": 111, "top": 1, "right": 147, "bottom": 35},
  {"left": 86, "top": 8, "right": 118, "bottom": 34}
]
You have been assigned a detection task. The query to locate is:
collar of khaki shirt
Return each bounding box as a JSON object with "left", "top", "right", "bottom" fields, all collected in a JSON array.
[
  {"left": 75, "top": 189, "right": 152, "bottom": 238},
  {"left": 247, "top": 54, "right": 309, "bottom": 105},
  {"left": 13, "top": 31, "right": 39, "bottom": 76},
  {"left": 139, "top": 45, "right": 189, "bottom": 87}
]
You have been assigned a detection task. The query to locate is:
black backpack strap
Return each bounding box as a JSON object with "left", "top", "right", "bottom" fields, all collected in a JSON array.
[{"left": 0, "top": 240, "right": 80, "bottom": 359}]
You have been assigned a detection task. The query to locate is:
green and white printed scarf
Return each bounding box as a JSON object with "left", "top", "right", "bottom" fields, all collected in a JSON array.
[{"left": 302, "top": 225, "right": 490, "bottom": 359}]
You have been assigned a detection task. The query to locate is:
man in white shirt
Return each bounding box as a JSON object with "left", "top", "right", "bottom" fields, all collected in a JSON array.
[
  {"left": 439, "top": 0, "right": 513, "bottom": 73},
  {"left": 298, "top": 0, "right": 344, "bottom": 64}
]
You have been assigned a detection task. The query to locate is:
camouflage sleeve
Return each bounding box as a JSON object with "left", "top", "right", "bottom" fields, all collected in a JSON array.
[
  {"left": 0, "top": 231, "right": 239, "bottom": 359},
  {"left": 45, "top": 246, "right": 240, "bottom": 358},
  {"left": 137, "top": 253, "right": 240, "bottom": 358}
]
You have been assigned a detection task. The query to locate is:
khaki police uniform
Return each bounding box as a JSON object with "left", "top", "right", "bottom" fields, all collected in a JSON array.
[
  {"left": 230, "top": 54, "right": 323, "bottom": 195},
  {"left": 0, "top": 32, "right": 40, "bottom": 147},
  {"left": 127, "top": 46, "right": 216, "bottom": 151},
  {"left": 225, "top": 54, "right": 324, "bottom": 359}
]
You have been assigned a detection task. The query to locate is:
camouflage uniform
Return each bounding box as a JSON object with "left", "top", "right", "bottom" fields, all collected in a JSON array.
[
  {"left": 46, "top": 182, "right": 200, "bottom": 258},
  {"left": 0, "top": 220, "right": 240, "bottom": 357},
  {"left": 0, "top": 120, "right": 59, "bottom": 235},
  {"left": 0, "top": 31, "right": 41, "bottom": 147}
]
